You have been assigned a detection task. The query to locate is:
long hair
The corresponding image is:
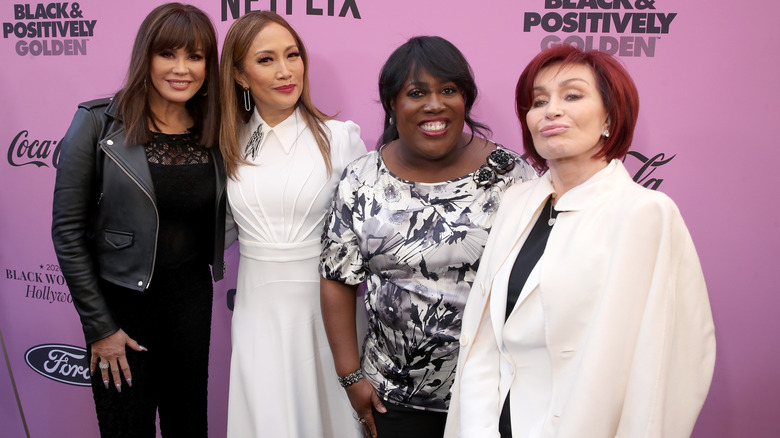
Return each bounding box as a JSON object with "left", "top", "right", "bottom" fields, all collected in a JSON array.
[
  {"left": 220, "top": 11, "right": 332, "bottom": 179},
  {"left": 114, "top": 2, "right": 220, "bottom": 147},
  {"left": 515, "top": 45, "right": 639, "bottom": 171},
  {"left": 377, "top": 35, "right": 490, "bottom": 147}
]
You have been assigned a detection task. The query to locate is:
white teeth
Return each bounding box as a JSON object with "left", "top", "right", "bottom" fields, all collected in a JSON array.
[{"left": 420, "top": 121, "right": 447, "bottom": 132}]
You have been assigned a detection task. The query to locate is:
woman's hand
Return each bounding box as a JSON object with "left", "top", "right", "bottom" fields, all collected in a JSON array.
[
  {"left": 89, "top": 329, "right": 146, "bottom": 392},
  {"left": 346, "top": 379, "right": 386, "bottom": 438}
]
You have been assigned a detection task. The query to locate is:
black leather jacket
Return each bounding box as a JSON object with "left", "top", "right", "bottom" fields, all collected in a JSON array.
[{"left": 52, "top": 97, "right": 227, "bottom": 344}]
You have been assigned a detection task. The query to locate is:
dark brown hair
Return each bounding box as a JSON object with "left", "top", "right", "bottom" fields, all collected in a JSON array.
[{"left": 115, "top": 2, "right": 220, "bottom": 146}]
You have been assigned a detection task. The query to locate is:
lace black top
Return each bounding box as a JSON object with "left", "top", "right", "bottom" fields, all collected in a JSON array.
[{"left": 144, "top": 129, "right": 215, "bottom": 271}]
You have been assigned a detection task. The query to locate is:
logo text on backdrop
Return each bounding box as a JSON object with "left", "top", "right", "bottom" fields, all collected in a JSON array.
[
  {"left": 524, "top": 0, "right": 677, "bottom": 57},
  {"left": 25, "top": 344, "right": 91, "bottom": 386},
  {"left": 221, "top": 0, "right": 361, "bottom": 20},
  {"left": 2, "top": 3, "right": 97, "bottom": 56}
]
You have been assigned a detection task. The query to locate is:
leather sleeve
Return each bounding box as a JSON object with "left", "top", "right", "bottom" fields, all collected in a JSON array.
[
  {"left": 210, "top": 147, "right": 228, "bottom": 281},
  {"left": 52, "top": 104, "right": 119, "bottom": 344}
]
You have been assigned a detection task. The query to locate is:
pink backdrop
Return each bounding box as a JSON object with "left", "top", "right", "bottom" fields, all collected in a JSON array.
[{"left": 1, "top": 0, "right": 778, "bottom": 436}]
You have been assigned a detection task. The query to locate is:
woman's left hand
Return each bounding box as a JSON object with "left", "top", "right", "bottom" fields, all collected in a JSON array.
[{"left": 89, "top": 328, "right": 146, "bottom": 392}]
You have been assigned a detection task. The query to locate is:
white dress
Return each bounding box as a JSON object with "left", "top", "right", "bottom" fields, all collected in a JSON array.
[{"left": 226, "top": 108, "right": 366, "bottom": 438}]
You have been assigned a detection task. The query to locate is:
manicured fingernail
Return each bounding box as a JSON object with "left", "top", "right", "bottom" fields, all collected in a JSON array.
[
  {"left": 103, "top": 380, "right": 109, "bottom": 389},
  {"left": 139, "top": 345, "right": 148, "bottom": 351},
  {"left": 115, "top": 384, "right": 122, "bottom": 393},
  {"left": 126, "top": 378, "right": 132, "bottom": 388}
]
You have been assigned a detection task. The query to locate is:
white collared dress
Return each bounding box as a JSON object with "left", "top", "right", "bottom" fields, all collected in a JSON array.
[{"left": 226, "top": 108, "right": 367, "bottom": 437}]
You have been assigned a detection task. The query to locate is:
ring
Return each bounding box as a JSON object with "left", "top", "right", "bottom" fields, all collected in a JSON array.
[
  {"left": 358, "top": 418, "right": 366, "bottom": 425},
  {"left": 99, "top": 363, "right": 109, "bottom": 370}
]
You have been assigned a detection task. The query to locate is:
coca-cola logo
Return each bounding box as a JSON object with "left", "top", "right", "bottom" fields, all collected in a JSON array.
[
  {"left": 7, "top": 130, "right": 60, "bottom": 168},
  {"left": 25, "top": 344, "right": 90, "bottom": 386},
  {"left": 623, "top": 151, "right": 676, "bottom": 190}
]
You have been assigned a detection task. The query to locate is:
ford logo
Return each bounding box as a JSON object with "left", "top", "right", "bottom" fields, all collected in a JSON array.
[{"left": 25, "top": 344, "right": 91, "bottom": 387}]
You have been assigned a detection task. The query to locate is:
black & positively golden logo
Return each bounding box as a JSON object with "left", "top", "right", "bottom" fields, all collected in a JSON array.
[
  {"left": 524, "top": 0, "right": 677, "bottom": 57},
  {"left": 3, "top": 2, "right": 96, "bottom": 56}
]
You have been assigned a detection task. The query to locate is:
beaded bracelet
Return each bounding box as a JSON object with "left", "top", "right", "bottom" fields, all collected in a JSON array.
[{"left": 338, "top": 368, "right": 364, "bottom": 388}]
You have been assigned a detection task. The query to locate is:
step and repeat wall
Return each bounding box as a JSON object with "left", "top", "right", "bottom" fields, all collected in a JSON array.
[{"left": 1, "top": 1, "right": 778, "bottom": 436}]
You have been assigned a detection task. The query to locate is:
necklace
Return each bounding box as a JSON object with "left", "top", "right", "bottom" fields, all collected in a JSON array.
[{"left": 548, "top": 196, "right": 558, "bottom": 227}]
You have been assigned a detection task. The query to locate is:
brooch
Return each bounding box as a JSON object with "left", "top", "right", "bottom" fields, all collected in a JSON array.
[
  {"left": 244, "top": 123, "right": 264, "bottom": 159},
  {"left": 474, "top": 148, "right": 516, "bottom": 188}
]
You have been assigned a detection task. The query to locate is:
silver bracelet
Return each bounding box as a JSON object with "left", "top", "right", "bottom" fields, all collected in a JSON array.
[{"left": 338, "top": 368, "right": 364, "bottom": 388}]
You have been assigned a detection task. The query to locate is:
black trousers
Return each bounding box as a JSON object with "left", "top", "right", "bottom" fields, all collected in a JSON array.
[
  {"left": 372, "top": 402, "right": 448, "bottom": 438},
  {"left": 89, "top": 262, "right": 213, "bottom": 438}
]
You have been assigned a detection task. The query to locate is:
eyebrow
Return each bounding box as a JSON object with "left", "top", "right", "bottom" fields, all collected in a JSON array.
[
  {"left": 252, "top": 44, "right": 298, "bottom": 57},
  {"left": 533, "top": 77, "right": 590, "bottom": 92},
  {"left": 405, "top": 78, "right": 456, "bottom": 89}
]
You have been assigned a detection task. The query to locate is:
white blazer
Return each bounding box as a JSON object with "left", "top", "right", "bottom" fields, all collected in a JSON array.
[{"left": 445, "top": 160, "right": 715, "bottom": 438}]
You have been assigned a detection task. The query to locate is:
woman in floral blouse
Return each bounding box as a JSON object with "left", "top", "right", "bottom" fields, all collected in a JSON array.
[{"left": 319, "top": 36, "right": 536, "bottom": 438}]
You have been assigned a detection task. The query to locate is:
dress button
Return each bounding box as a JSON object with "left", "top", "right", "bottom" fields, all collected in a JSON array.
[
  {"left": 460, "top": 334, "right": 470, "bottom": 346},
  {"left": 107, "top": 140, "right": 113, "bottom": 145},
  {"left": 137, "top": 281, "right": 143, "bottom": 287}
]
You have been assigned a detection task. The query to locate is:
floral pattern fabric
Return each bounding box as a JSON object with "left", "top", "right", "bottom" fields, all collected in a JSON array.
[{"left": 320, "top": 146, "right": 535, "bottom": 411}]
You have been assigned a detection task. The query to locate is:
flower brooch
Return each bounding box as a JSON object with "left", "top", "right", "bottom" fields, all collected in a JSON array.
[{"left": 474, "top": 148, "right": 515, "bottom": 188}]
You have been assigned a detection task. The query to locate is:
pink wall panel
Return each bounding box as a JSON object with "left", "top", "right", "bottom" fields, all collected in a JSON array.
[{"left": 1, "top": 0, "right": 777, "bottom": 436}]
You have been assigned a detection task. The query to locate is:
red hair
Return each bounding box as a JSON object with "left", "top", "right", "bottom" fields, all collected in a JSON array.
[{"left": 515, "top": 45, "right": 639, "bottom": 172}]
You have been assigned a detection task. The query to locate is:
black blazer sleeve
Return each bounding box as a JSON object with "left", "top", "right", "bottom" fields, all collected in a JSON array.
[{"left": 52, "top": 102, "right": 120, "bottom": 344}]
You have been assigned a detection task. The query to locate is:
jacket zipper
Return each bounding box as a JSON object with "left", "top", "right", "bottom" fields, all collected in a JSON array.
[{"left": 100, "top": 144, "right": 159, "bottom": 290}]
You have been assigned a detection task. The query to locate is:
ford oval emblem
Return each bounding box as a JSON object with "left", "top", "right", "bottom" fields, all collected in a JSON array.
[{"left": 25, "top": 344, "right": 91, "bottom": 387}]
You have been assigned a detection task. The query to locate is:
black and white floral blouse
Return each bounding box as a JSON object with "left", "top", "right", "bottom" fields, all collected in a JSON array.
[{"left": 320, "top": 145, "right": 535, "bottom": 411}]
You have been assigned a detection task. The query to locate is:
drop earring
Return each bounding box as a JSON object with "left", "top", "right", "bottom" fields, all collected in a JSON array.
[{"left": 243, "top": 87, "right": 252, "bottom": 112}]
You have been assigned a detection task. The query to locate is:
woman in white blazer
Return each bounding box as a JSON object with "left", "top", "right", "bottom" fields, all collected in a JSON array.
[{"left": 445, "top": 45, "right": 715, "bottom": 438}]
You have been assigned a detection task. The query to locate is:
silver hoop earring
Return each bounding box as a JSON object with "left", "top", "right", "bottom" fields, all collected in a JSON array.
[{"left": 243, "top": 87, "right": 252, "bottom": 112}]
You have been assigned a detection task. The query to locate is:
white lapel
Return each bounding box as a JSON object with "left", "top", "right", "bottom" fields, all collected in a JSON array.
[{"left": 483, "top": 175, "right": 555, "bottom": 341}]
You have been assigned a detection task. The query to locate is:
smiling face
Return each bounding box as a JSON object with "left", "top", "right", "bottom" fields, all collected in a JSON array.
[
  {"left": 526, "top": 63, "right": 609, "bottom": 168},
  {"left": 392, "top": 67, "right": 466, "bottom": 161},
  {"left": 235, "top": 22, "right": 304, "bottom": 126},
  {"left": 148, "top": 46, "right": 206, "bottom": 109}
]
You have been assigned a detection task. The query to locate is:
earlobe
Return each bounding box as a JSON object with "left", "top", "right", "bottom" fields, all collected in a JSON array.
[{"left": 234, "top": 71, "right": 247, "bottom": 90}]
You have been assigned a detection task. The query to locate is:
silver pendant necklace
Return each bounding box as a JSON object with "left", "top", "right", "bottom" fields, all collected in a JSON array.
[{"left": 548, "top": 196, "right": 557, "bottom": 227}]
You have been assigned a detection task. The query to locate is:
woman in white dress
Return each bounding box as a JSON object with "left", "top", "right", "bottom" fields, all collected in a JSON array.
[{"left": 219, "top": 11, "right": 366, "bottom": 438}]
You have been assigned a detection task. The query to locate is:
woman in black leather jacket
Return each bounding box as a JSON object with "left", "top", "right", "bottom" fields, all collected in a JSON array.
[{"left": 51, "top": 3, "right": 224, "bottom": 436}]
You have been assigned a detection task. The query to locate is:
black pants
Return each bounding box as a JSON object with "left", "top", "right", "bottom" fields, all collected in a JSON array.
[
  {"left": 372, "top": 402, "right": 448, "bottom": 438},
  {"left": 89, "top": 262, "right": 213, "bottom": 438}
]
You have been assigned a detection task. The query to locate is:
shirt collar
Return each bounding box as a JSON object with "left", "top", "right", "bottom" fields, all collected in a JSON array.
[
  {"left": 551, "top": 159, "right": 628, "bottom": 212},
  {"left": 245, "top": 107, "right": 307, "bottom": 155}
]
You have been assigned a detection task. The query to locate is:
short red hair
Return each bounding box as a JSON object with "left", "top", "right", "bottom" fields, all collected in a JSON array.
[{"left": 515, "top": 45, "right": 639, "bottom": 171}]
